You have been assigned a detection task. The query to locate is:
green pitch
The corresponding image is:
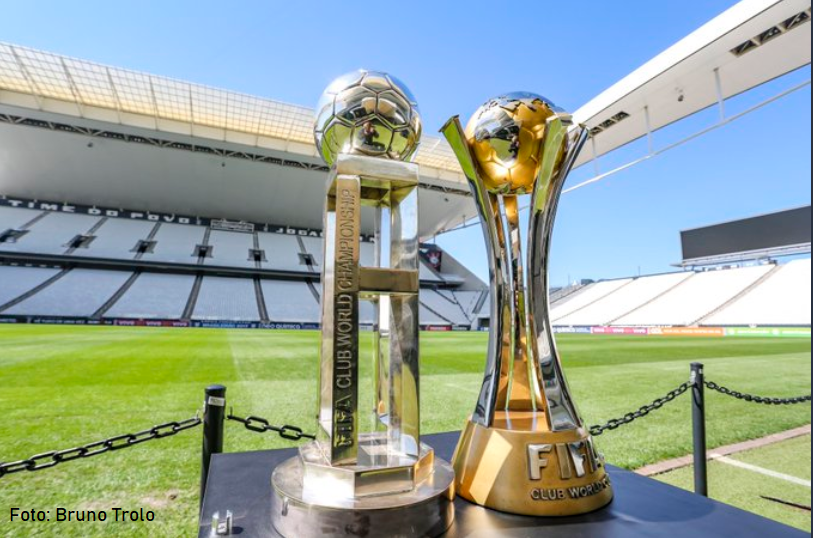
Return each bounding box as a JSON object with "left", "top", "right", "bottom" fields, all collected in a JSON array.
[{"left": 0, "top": 325, "right": 809, "bottom": 536}]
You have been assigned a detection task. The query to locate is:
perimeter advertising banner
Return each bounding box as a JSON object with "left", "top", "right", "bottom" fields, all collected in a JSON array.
[
  {"left": 648, "top": 327, "right": 725, "bottom": 337},
  {"left": 724, "top": 327, "right": 811, "bottom": 338}
]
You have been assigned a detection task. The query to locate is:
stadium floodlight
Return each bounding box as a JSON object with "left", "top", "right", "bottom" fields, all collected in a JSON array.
[
  {"left": 440, "top": 94, "right": 613, "bottom": 516},
  {"left": 270, "top": 70, "right": 455, "bottom": 538}
]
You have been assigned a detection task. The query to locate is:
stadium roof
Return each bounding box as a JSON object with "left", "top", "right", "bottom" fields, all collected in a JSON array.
[
  {"left": 572, "top": 0, "right": 811, "bottom": 168},
  {"left": 0, "top": 41, "right": 464, "bottom": 182}
]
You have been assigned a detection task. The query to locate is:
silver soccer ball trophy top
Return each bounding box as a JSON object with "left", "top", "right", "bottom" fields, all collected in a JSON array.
[{"left": 314, "top": 69, "right": 422, "bottom": 165}]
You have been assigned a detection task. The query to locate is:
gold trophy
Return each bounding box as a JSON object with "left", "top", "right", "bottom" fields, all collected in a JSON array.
[{"left": 440, "top": 93, "right": 612, "bottom": 516}]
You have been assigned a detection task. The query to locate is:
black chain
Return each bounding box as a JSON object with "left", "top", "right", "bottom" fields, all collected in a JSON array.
[
  {"left": 0, "top": 415, "right": 201, "bottom": 479},
  {"left": 227, "top": 409, "right": 315, "bottom": 441},
  {"left": 704, "top": 381, "right": 812, "bottom": 405},
  {"left": 589, "top": 382, "right": 691, "bottom": 437}
]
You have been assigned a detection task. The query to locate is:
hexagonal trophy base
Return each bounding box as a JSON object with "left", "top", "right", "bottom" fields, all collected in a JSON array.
[{"left": 271, "top": 436, "right": 455, "bottom": 537}]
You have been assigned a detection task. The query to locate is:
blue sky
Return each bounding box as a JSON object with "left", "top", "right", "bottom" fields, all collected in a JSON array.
[{"left": 2, "top": 0, "right": 810, "bottom": 286}]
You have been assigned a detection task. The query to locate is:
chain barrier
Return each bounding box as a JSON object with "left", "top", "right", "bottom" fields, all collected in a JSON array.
[
  {"left": 589, "top": 382, "right": 691, "bottom": 437},
  {"left": 0, "top": 415, "right": 201, "bottom": 479},
  {"left": 226, "top": 408, "right": 316, "bottom": 441},
  {"left": 3, "top": 379, "right": 808, "bottom": 479},
  {"left": 704, "top": 381, "right": 811, "bottom": 405}
]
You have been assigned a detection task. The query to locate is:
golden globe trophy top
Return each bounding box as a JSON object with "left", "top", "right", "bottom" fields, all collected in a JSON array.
[
  {"left": 440, "top": 93, "right": 613, "bottom": 516},
  {"left": 270, "top": 70, "right": 455, "bottom": 538}
]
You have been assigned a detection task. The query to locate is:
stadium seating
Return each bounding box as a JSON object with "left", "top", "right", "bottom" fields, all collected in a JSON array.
[
  {"left": 0, "top": 265, "right": 61, "bottom": 308},
  {"left": 257, "top": 232, "right": 307, "bottom": 272},
  {"left": 192, "top": 276, "right": 260, "bottom": 320},
  {"left": 142, "top": 223, "right": 206, "bottom": 265},
  {"left": 105, "top": 272, "right": 196, "bottom": 319},
  {"left": 206, "top": 229, "right": 256, "bottom": 268},
  {"left": 300, "top": 236, "right": 323, "bottom": 270},
  {"left": 550, "top": 278, "right": 632, "bottom": 322},
  {"left": 452, "top": 290, "right": 486, "bottom": 321},
  {"left": 615, "top": 265, "right": 773, "bottom": 326},
  {"left": 421, "top": 289, "right": 470, "bottom": 325},
  {"left": 72, "top": 218, "right": 155, "bottom": 260},
  {"left": 419, "top": 304, "right": 451, "bottom": 326},
  {"left": 703, "top": 259, "right": 811, "bottom": 326},
  {"left": 262, "top": 279, "right": 320, "bottom": 323},
  {"left": 0, "top": 211, "right": 100, "bottom": 256},
  {"left": 2, "top": 205, "right": 809, "bottom": 329},
  {"left": 0, "top": 206, "right": 38, "bottom": 232},
  {"left": 554, "top": 272, "right": 693, "bottom": 326},
  {"left": 4, "top": 268, "right": 132, "bottom": 317}
]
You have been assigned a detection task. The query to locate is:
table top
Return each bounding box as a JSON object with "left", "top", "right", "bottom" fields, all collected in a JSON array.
[{"left": 199, "top": 431, "right": 807, "bottom": 537}]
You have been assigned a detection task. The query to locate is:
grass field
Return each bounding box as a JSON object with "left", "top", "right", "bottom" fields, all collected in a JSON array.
[
  {"left": 0, "top": 325, "right": 810, "bottom": 537},
  {"left": 656, "top": 434, "right": 811, "bottom": 533}
]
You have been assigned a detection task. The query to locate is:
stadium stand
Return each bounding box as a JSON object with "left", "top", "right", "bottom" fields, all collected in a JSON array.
[
  {"left": 262, "top": 279, "right": 320, "bottom": 323},
  {"left": 300, "top": 236, "right": 323, "bottom": 271},
  {"left": 421, "top": 289, "right": 469, "bottom": 326},
  {"left": 105, "top": 272, "right": 196, "bottom": 319},
  {"left": 2, "top": 202, "right": 809, "bottom": 329},
  {"left": 703, "top": 259, "right": 811, "bottom": 327},
  {"left": 550, "top": 278, "right": 633, "bottom": 322},
  {"left": 0, "top": 205, "right": 38, "bottom": 232},
  {"left": 192, "top": 275, "right": 260, "bottom": 320},
  {"left": 141, "top": 223, "right": 205, "bottom": 265},
  {"left": 554, "top": 272, "right": 693, "bottom": 326},
  {"left": 419, "top": 304, "right": 452, "bottom": 327},
  {"left": 615, "top": 265, "right": 774, "bottom": 326},
  {"left": 0, "top": 211, "right": 100, "bottom": 255},
  {"left": 206, "top": 229, "right": 256, "bottom": 269},
  {"left": 3, "top": 268, "right": 132, "bottom": 317},
  {"left": 0, "top": 265, "right": 61, "bottom": 307},
  {"left": 257, "top": 232, "right": 306, "bottom": 272},
  {"left": 72, "top": 218, "right": 155, "bottom": 260}
]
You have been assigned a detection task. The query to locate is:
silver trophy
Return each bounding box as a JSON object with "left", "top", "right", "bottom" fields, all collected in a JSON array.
[{"left": 270, "top": 70, "right": 455, "bottom": 537}]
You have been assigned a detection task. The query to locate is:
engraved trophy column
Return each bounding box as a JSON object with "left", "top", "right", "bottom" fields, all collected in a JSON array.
[
  {"left": 271, "top": 70, "right": 455, "bottom": 538},
  {"left": 440, "top": 93, "right": 613, "bottom": 516}
]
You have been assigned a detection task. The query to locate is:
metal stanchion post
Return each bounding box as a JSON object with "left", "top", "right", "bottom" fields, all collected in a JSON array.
[
  {"left": 201, "top": 384, "right": 226, "bottom": 507},
  {"left": 690, "top": 363, "right": 708, "bottom": 497}
]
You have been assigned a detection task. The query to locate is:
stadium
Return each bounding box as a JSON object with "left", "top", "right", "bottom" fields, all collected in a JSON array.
[{"left": 0, "top": 0, "right": 810, "bottom": 537}]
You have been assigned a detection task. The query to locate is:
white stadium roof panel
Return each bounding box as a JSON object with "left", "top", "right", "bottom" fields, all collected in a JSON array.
[
  {"left": 0, "top": 42, "right": 464, "bottom": 182},
  {"left": 573, "top": 0, "right": 811, "bottom": 168}
]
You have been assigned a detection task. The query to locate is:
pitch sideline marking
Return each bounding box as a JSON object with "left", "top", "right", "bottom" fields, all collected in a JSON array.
[{"left": 709, "top": 453, "right": 812, "bottom": 488}]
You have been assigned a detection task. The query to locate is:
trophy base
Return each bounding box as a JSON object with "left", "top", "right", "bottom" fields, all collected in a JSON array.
[
  {"left": 452, "top": 416, "right": 613, "bottom": 516},
  {"left": 271, "top": 450, "right": 455, "bottom": 537}
]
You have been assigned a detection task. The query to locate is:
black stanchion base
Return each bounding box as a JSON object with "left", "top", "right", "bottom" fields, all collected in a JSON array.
[{"left": 198, "top": 431, "right": 807, "bottom": 538}]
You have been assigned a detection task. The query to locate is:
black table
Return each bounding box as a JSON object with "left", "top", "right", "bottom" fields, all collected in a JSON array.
[{"left": 199, "top": 432, "right": 807, "bottom": 537}]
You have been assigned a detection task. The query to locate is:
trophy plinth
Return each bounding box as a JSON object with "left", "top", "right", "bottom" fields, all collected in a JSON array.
[
  {"left": 454, "top": 418, "right": 611, "bottom": 516},
  {"left": 271, "top": 71, "right": 454, "bottom": 537},
  {"left": 272, "top": 437, "right": 454, "bottom": 537},
  {"left": 441, "top": 93, "right": 613, "bottom": 517}
]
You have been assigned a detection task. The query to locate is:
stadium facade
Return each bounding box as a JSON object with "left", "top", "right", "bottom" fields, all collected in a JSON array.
[{"left": 0, "top": 0, "right": 811, "bottom": 334}]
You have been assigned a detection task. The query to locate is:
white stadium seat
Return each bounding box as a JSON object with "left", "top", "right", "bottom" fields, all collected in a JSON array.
[
  {"left": 192, "top": 276, "right": 259, "bottom": 321},
  {"left": 105, "top": 272, "right": 195, "bottom": 319},
  {"left": 615, "top": 265, "right": 773, "bottom": 326},
  {"left": 72, "top": 218, "right": 155, "bottom": 260},
  {"left": 0, "top": 212, "right": 100, "bottom": 255},
  {"left": 262, "top": 279, "right": 320, "bottom": 323},
  {"left": 4, "top": 268, "right": 131, "bottom": 317},
  {"left": 704, "top": 259, "right": 811, "bottom": 327},
  {"left": 0, "top": 265, "right": 61, "bottom": 307},
  {"left": 141, "top": 223, "right": 205, "bottom": 265},
  {"left": 554, "top": 272, "right": 693, "bottom": 326}
]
